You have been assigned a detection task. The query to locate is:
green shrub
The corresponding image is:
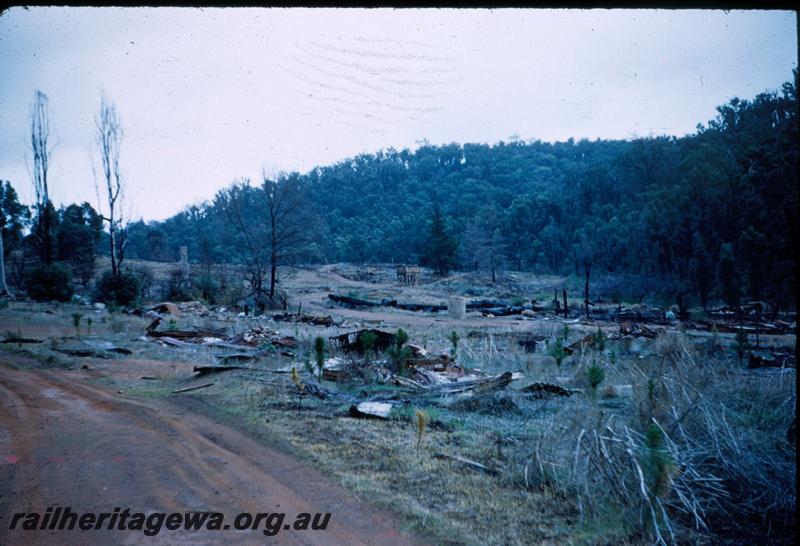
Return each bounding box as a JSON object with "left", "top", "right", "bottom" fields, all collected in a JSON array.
[
  {"left": 165, "top": 268, "right": 192, "bottom": 302},
  {"left": 548, "top": 336, "right": 567, "bottom": 367},
  {"left": 387, "top": 328, "right": 412, "bottom": 374},
  {"left": 193, "top": 276, "right": 219, "bottom": 304},
  {"left": 593, "top": 327, "right": 606, "bottom": 352},
  {"left": 96, "top": 270, "right": 140, "bottom": 306},
  {"left": 26, "top": 263, "right": 74, "bottom": 302},
  {"left": 358, "top": 330, "right": 377, "bottom": 358},
  {"left": 587, "top": 360, "right": 605, "bottom": 397},
  {"left": 448, "top": 330, "right": 460, "bottom": 359}
]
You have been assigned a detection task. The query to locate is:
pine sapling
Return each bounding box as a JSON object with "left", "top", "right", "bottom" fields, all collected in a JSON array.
[
  {"left": 548, "top": 336, "right": 567, "bottom": 367},
  {"left": 593, "top": 327, "right": 606, "bottom": 352},
  {"left": 448, "top": 330, "right": 460, "bottom": 361},
  {"left": 587, "top": 359, "right": 605, "bottom": 399},
  {"left": 71, "top": 313, "right": 83, "bottom": 338},
  {"left": 359, "top": 330, "right": 377, "bottom": 360},
  {"left": 388, "top": 328, "right": 412, "bottom": 375},
  {"left": 314, "top": 336, "right": 325, "bottom": 381},
  {"left": 735, "top": 327, "right": 749, "bottom": 364}
]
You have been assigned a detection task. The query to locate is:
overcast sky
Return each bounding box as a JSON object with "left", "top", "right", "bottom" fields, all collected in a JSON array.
[{"left": 0, "top": 7, "right": 796, "bottom": 221}]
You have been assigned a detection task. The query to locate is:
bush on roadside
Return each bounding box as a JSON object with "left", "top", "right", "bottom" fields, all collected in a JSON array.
[
  {"left": 95, "top": 270, "right": 140, "bottom": 306},
  {"left": 26, "top": 263, "right": 74, "bottom": 302}
]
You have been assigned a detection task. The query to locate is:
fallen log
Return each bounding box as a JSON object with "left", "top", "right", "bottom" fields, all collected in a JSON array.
[
  {"left": 521, "top": 382, "right": 575, "bottom": 398},
  {"left": 328, "top": 294, "right": 379, "bottom": 308},
  {"left": 434, "top": 452, "right": 498, "bottom": 475},
  {"left": 147, "top": 329, "right": 224, "bottom": 340},
  {"left": 481, "top": 306, "right": 525, "bottom": 317},
  {"left": 172, "top": 382, "right": 215, "bottom": 394},
  {"left": 467, "top": 299, "right": 509, "bottom": 310},
  {"left": 395, "top": 302, "right": 447, "bottom": 312},
  {"left": 0, "top": 336, "right": 42, "bottom": 344},
  {"left": 194, "top": 365, "right": 249, "bottom": 376},
  {"left": 272, "top": 312, "right": 335, "bottom": 327}
]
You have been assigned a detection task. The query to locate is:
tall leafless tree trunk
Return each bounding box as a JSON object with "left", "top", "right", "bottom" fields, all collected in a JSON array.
[
  {"left": 263, "top": 174, "right": 311, "bottom": 300},
  {"left": 95, "top": 93, "right": 125, "bottom": 277},
  {"left": 219, "top": 181, "right": 268, "bottom": 305},
  {"left": 29, "top": 90, "right": 53, "bottom": 264},
  {"left": 0, "top": 236, "right": 10, "bottom": 296}
]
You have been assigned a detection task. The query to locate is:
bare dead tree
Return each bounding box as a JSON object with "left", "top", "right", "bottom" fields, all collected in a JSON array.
[
  {"left": 94, "top": 93, "right": 125, "bottom": 277},
  {"left": 0, "top": 236, "right": 10, "bottom": 296},
  {"left": 28, "top": 90, "right": 54, "bottom": 264},
  {"left": 217, "top": 180, "right": 270, "bottom": 306},
  {"left": 262, "top": 173, "right": 313, "bottom": 300}
]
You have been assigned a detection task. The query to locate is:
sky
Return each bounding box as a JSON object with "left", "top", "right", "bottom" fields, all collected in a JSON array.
[{"left": 0, "top": 7, "right": 796, "bottom": 221}]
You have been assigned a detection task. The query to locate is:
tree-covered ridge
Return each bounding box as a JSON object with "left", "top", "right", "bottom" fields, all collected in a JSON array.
[{"left": 120, "top": 73, "right": 796, "bottom": 310}]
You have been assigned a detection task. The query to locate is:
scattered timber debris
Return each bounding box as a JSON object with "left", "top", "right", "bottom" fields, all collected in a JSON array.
[
  {"left": 618, "top": 321, "right": 658, "bottom": 338},
  {"left": 272, "top": 312, "right": 336, "bottom": 327},
  {"left": 703, "top": 321, "right": 794, "bottom": 335},
  {"left": 747, "top": 350, "right": 796, "bottom": 369},
  {"left": 146, "top": 319, "right": 297, "bottom": 355}
]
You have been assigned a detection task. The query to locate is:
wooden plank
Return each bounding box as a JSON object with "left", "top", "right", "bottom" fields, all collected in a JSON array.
[
  {"left": 172, "top": 382, "right": 215, "bottom": 394},
  {"left": 434, "top": 452, "right": 498, "bottom": 475}
]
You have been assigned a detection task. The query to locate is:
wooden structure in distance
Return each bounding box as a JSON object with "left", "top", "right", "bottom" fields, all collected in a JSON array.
[{"left": 396, "top": 265, "right": 421, "bottom": 286}]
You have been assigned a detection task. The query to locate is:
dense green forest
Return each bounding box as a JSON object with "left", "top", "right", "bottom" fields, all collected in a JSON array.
[{"left": 3, "top": 74, "right": 797, "bottom": 310}]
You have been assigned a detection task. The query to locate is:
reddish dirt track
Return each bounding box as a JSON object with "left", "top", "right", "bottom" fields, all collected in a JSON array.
[{"left": 0, "top": 359, "right": 426, "bottom": 545}]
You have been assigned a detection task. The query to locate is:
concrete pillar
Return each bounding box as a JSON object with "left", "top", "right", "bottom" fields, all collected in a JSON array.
[
  {"left": 448, "top": 296, "right": 466, "bottom": 319},
  {"left": 179, "top": 246, "right": 189, "bottom": 278}
]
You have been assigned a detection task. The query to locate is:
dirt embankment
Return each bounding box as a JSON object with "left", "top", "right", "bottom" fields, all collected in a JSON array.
[{"left": 0, "top": 358, "right": 426, "bottom": 546}]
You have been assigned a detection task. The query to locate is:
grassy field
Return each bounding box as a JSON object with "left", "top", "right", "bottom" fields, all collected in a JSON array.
[{"left": 1, "top": 263, "right": 795, "bottom": 545}]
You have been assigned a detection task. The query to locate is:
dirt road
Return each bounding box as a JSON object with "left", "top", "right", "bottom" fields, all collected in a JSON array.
[{"left": 0, "top": 359, "right": 425, "bottom": 545}]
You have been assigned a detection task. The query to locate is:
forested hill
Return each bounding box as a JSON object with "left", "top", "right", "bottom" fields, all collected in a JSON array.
[{"left": 125, "top": 73, "right": 797, "bottom": 309}]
